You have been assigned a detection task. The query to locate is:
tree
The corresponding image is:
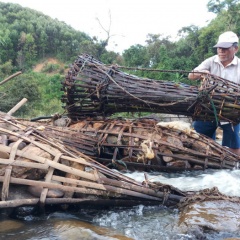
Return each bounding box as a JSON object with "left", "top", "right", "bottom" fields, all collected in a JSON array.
[
  {"left": 0, "top": 74, "right": 41, "bottom": 116},
  {"left": 207, "top": 0, "right": 238, "bottom": 13},
  {"left": 122, "top": 44, "right": 148, "bottom": 67},
  {"left": 17, "top": 32, "right": 37, "bottom": 68},
  {"left": 207, "top": 0, "right": 240, "bottom": 29},
  {"left": 145, "top": 34, "right": 174, "bottom": 68}
]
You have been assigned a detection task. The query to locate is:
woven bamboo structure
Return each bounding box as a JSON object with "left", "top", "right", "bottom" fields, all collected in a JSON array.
[
  {"left": 61, "top": 54, "right": 197, "bottom": 120},
  {"left": 192, "top": 75, "right": 240, "bottom": 123},
  {"left": 0, "top": 113, "right": 187, "bottom": 209},
  {"left": 61, "top": 54, "right": 240, "bottom": 123},
  {"left": 42, "top": 117, "right": 240, "bottom": 172}
]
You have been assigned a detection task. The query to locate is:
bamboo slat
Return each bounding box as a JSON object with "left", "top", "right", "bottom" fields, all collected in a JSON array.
[{"left": 39, "top": 153, "right": 62, "bottom": 207}]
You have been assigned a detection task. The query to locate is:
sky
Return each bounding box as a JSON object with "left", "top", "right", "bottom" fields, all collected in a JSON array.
[{"left": 1, "top": 0, "right": 216, "bottom": 53}]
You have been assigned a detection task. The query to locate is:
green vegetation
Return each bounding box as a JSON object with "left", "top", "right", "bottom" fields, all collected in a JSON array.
[{"left": 0, "top": 0, "right": 239, "bottom": 118}]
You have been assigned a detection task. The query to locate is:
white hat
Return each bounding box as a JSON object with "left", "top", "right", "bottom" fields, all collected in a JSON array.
[{"left": 213, "top": 31, "right": 239, "bottom": 48}]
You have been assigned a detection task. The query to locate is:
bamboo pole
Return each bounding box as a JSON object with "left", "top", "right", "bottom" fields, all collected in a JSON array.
[
  {"left": 1, "top": 166, "right": 11, "bottom": 201},
  {"left": 7, "top": 98, "right": 28, "bottom": 116},
  {"left": 52, "top": 175, "right": 107, "bottom": 190},
  {"left": 0, "top": 71, "right": 22, "bottom": 86},
  {"left": 0, "top": 176, "right": 105, "bottom": 196},
  {"left": 0, "top": 158, "right": 48, "bottom": 169},
  {"left": 101, "top": 177, "right": 183, "bottom": 201},
  {"left": 39, "top": 153, "right": 62, "bottom": 207},
  {"left": 0, "top": 176, "right": 165, "bottom": 202}
]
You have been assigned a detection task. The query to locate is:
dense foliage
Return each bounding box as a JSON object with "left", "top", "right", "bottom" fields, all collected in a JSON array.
[
  {"left": 0, "top": 0, "right": 240, "bottom": 118},
  {"left": 122, "top": 0, "right": 240, "bottom": 78},
  {"left": 0, "top": 2, "right": 123, "bottom": 66}
]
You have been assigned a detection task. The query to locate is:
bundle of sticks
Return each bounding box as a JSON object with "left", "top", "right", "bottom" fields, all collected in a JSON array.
[
  {"left": 42, "top": 117, "right": 240, "bottom": 172},
  {"left": 61, "top": 54, "right": 240, "bottom": 123}
]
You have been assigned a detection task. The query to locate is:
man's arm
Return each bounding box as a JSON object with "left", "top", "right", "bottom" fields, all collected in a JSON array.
[
  {"left": 188, "top": 70, "right": 210, "bottom": 80},
  {"left": 188, "top": 57, "right": 213, "bottom": 80}
]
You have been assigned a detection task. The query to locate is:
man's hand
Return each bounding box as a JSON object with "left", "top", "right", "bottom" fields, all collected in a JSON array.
[
  {"left": 188, "top": 70, "right": 210, "bottom": 80},
  {"left": 200, "top": 70, "right": 210, "bottom": 75}
]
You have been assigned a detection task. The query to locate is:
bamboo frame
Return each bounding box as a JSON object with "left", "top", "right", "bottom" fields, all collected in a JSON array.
[
  {"left": 42, "top": 118, "right": 240, "bottom": 172},
  {"left": 0, "top": 115, "right": 184, "bottom": 209}
]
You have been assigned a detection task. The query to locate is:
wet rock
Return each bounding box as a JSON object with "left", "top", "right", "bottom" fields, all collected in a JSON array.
[
  {"left": 9, "top": 141, "right": 27, "bottom": 150},
  {"left": 223, "top": 238, "right": 240, "bottom": 240},
  {"left": 193, "top": 165, "right": 203, "bottom": 169},
  {"left": 12, "top": 206, "right": 37, "bottom": 218},
  {"left": 27, "top": 181, "right": 64, "bottom": 198},
  {"left": 178, "top": 200, "right": 240, "bottom": 234},
  {"left": 53, "top": 117, "right": 71, "bottom": 127},
  {"left": 0, "top": 150, "right": 9, "bottom": 159},
  {"left": 183, "top": 226, "right": 207, "bottom": 240},
  {"left": 167, "top": 160, "right": 191, "bottom": 168},
  {"left": 0, "top": 219, "right": 24, "bottom": 233},
  {"left": 53, "top": 219, "right": 134, "bottom": 240},
  {"left": 7, "top": 185, "right": 34, "bottom": 200}
]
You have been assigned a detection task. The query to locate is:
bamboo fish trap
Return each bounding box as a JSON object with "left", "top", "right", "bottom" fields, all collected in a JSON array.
[
  {"left": 42, "top": 117, "right": 240, "bottom": 172},
  {"left": 192, "top": 75, "right": 240, "bottom": 123},
  {"left": 61, "top": 54, "right": 240, "bottom": 123},
  {"left": 61, "top": 54, "right": 198, "bottom": 120},
  {"left": 0, "top": 114, "right": 186, "bottom": 209}
]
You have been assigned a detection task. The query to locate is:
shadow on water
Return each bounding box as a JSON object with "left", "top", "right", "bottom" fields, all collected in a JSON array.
[{"left": 1, "top": 169, "right": 240, "bottom": 240}]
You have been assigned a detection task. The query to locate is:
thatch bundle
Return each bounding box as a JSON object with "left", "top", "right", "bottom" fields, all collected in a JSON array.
[
  {"left": 42, "top": 117, "right": 240, "bottom": 172},
  {"left": 61, "top": 54, "right": 240, "bottom": 123}
]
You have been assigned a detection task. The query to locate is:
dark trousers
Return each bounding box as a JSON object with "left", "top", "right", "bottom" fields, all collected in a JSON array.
[{"left": 193, "top": 121, "right": 240, "bottom": 149}]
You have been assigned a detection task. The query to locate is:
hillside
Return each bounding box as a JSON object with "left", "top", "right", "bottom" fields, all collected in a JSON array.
[
  {"left": 33, "top": 58, "right": 67, "bottom": 74},
  {"left": 0, "top": 2, "right": 97, "bottom": 69}
]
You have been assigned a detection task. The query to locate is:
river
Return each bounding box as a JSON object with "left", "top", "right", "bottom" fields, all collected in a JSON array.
[{"left": 1, "top": 169, "right": 240, "bottom": 240}]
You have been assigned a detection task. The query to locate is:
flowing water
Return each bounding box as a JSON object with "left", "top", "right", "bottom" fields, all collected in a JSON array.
[{"left": 1, "top": 169, "right": 240, "bottom": 240}]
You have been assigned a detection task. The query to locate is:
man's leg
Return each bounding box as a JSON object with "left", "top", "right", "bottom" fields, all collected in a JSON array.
[
  {"left": 221, "top": 123, "right": 240, "bottom": 154},
  {"left": 193, "top": 121, "right": 217, "bottom": 139}
]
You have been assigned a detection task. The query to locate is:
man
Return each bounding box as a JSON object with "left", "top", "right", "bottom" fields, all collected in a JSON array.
[{"left": 188, "top": 31, "right": 240, "bottom": 154}]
